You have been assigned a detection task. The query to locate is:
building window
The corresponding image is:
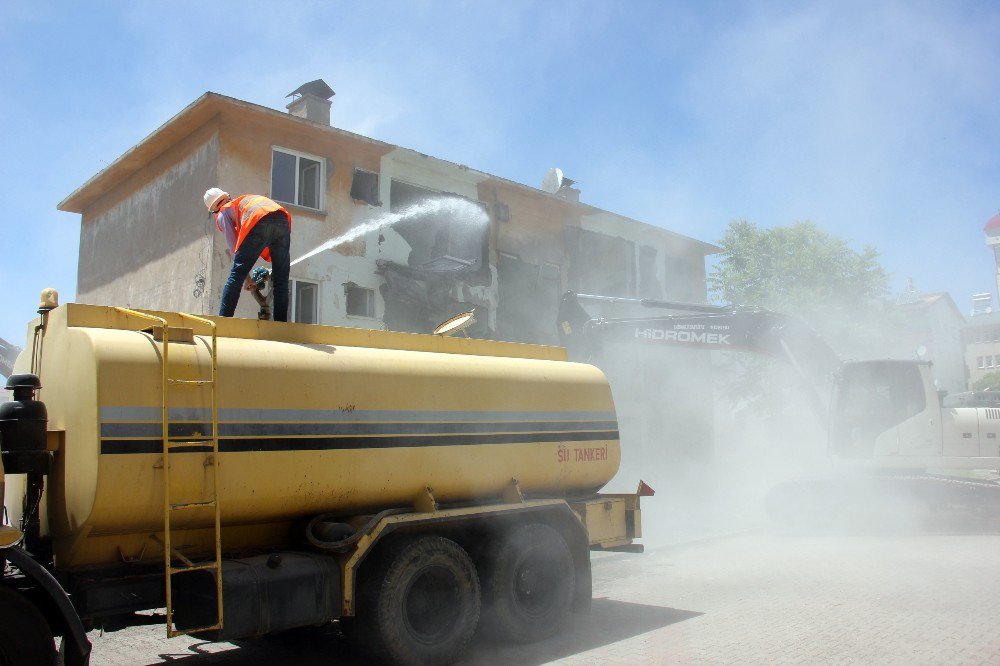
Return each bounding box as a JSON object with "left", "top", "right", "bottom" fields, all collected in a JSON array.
[
  {"left": 493, "top": 201, "right": 510, "bottom": 223},
  {"left": 989, "top": 357, "right": 996, "bottom": 369},
  {"left": 350, "top": 169, "right": 380, "bottom": 205},
  {"left": 291, "top": 280, "right": 319, "bottom": 324},
  {"left": 345, "top": 283, "right": 375, "bottom": 318},
  {"left": 271, "top": 147, "right": 324, "bottom": 210},
  {"left": 979, "top": 356, "right": 986, "bottom": 369},
  {"left": 569, "top": 228, "right": 635, "bottom": 298},
  {"left": 388, "top": 180, "right": 487, "bottom": 273}
]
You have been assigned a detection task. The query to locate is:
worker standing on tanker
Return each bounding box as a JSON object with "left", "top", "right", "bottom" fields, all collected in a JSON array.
[{"left": 204, "top": 188, "right": 292, "bottom": 321}]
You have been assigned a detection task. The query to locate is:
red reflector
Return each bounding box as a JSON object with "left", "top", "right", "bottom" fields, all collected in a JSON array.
[{"left": 637, "top": 480, "right": 655, "bottom": 497}]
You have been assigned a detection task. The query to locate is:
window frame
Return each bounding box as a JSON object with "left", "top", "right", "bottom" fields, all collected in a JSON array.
[
  {"left": 290, "top": 279, "right": 320, "bottom": 324},
  {"left": 270, "top": 146, "right": 325, "bottom": 211},
  {"left": 345, "top": 283, "right": 377, "bottom": 319},
  {"left": 350, "top": 168, "right": 381, "bottom": 206}
]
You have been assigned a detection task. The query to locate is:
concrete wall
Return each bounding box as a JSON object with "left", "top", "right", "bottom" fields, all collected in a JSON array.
[
  {"left": 214, "top": 113, "right": 502, "bottom": 330},
  {"left": 484, "top": 180, "right": 576, "bottom": 344},
  {"left": 77, "top": 119, "right": 220, "bottom": 314},
  {"left": 577, "top": 211, "right": 707, "bottom": 302},
  {"left": 96, "top": 105, "right": 714, "bottom": 337},
  {"left": 216, "top": 110, "right": 395, "bottom": 324}
]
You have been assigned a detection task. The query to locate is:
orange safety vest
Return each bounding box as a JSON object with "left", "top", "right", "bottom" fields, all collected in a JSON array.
[{"left": 218, "top": 195, "right": 292, "bottom": 263}]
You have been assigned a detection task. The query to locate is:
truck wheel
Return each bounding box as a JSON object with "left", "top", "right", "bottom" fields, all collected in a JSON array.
[
  {"left": 480, "top": 523, "right": 574, "bottom": 643},
  {"left": 357, "top": 535, "right": 481, "bottom": 666},
  {"left": 0, "top": 586, "right": 57, "bottom": 666}
]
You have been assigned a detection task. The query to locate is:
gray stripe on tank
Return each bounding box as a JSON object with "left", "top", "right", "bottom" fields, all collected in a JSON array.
[{"left": 99, "top": 407, "right": 617, "bottom": 424}]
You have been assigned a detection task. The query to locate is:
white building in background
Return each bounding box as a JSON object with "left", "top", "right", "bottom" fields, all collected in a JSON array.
[
  {"left": 896, "top": 291, "right": 967, "bottom": 395},
  {"left": 985, "top": 213, "right": 1000, "bottom": 304},
  {"left": 960, "top": 214, "right": 1000, "bottom": 388}
]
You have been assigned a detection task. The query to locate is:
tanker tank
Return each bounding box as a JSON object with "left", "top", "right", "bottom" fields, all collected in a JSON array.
[{"left": 10, "top": 303, "right": 620, "bottom": 570}]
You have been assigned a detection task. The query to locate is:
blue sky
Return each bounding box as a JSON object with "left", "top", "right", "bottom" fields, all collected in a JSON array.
[{"left": 1, "top": 0, "right": 997, "bottom": 350}]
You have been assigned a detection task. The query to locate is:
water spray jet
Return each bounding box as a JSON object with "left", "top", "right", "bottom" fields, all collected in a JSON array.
[{"left": 291, "top": 197, "right": 489, "bottom": 267}]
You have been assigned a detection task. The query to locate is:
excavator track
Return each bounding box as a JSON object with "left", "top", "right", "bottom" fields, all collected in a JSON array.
[
  {"left": 765, "top": 471, "right": 1000, "bottom": 533},
  {"left": 874, "top": 472, "right": 1000, "bottom": 527}
]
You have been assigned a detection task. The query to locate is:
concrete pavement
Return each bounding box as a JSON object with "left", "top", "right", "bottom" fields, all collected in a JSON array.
[{"left": 87, "top": 530, "right": 1000, "bottom": 665}]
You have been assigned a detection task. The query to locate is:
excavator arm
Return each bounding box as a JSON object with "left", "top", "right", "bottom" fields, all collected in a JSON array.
[{"left": 557, "top": 293, "right": 841, "bottom": 419}]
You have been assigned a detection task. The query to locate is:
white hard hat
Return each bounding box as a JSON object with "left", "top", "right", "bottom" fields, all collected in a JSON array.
[{"left": 203, "top": 187, "right": 229, "bottom": 212}]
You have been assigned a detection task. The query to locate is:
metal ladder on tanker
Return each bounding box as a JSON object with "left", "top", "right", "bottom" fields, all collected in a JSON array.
[{"left": 114, "top": 308, "right": 225, "bottom": 637}]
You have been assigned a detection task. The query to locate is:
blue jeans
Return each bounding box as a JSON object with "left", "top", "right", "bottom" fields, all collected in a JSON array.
[{"left": 219, "top": 214, "right": 290, "bottom": 321}]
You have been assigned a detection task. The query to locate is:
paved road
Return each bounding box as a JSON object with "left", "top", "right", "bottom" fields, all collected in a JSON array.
[{"left": 87, "top": 530, "right": 1000, "bottom": 665}]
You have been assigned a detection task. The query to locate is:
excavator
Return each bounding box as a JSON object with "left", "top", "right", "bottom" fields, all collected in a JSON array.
[{"left": 557, "top": 293, "right": 1000, "bottom": 526}]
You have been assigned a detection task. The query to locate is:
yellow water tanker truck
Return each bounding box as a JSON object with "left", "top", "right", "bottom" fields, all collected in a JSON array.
[{"left": 0, "top": 293, "right": 646, "bottom": 666}]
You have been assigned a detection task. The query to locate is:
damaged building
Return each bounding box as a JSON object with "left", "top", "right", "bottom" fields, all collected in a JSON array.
[{"left": 58, "top": 79, "right": 720, "bottom": 474}]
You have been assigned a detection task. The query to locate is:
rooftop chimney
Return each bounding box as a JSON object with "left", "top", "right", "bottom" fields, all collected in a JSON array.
[{"left": 286, "top": 79, "right": 335, "bottom": 126}]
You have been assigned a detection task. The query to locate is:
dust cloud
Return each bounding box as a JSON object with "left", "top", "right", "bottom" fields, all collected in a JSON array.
[
  {"left": 592, "top": 332, "right": 829, "bottom": 547},
  {"left": 560, "top": 290, "right": 995, "bottom": 547}
]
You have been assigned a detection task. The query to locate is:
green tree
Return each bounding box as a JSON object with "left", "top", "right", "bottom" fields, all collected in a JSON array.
[
  {"left": 707, "top": 220, "right": 898, "bottom": 414},
  {"left": 971, "top": 372, "right": 1000, "bottom": 391},
  {"left": 710, "top": 220, "right": 888, "bottom": 321}
]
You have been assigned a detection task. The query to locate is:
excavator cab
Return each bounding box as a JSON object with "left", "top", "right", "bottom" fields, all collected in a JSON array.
[{"left": 829, "top": 360, "right": 939, "bottom": 460}]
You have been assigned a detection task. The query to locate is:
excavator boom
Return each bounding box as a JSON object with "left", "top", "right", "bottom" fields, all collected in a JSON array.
[{"left": 558, "top": 293, "right": 841, "bottom": 418}]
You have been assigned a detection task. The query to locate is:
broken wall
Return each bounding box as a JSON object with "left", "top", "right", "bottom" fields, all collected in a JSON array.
[
  {"left": 576, "top": 210, "right": 710, "bottom": 303},
  {"left": 483, "top": 180, "right": 576, "bottom": 344},
  {"left": 373, "top": 149, "right": 495, "bottom": 334}
]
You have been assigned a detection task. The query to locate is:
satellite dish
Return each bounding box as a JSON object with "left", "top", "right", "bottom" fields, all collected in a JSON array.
[
  {"left": 541, "top": 168, "right": 563, "bottom": 194},
  {"left": 433, "top": 311, "right": 477, "bottom": 337}
]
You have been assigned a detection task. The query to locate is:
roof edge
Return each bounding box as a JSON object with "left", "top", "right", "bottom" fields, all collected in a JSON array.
[
  {"left": 55, "top": 91, "right": 722, "bottom": 254},
  {"left": 59, "top": 92, "right": 221, "bottom": 213}
]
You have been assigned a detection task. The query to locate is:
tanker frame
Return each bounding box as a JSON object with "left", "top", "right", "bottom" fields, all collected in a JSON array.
[{"left": 0, "top": 291, "right": 648, "bottom": 665}]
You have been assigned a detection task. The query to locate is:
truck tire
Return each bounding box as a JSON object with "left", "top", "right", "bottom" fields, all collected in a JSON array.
[
  {"left": 480, "top": 523, "right": 574, "bottom": 643},
  {"left": 355, "top": 535, "right": 480, "bottom": 666},
  {"left": 0, "top": 586, "right": 57, "bottom": 666}
]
